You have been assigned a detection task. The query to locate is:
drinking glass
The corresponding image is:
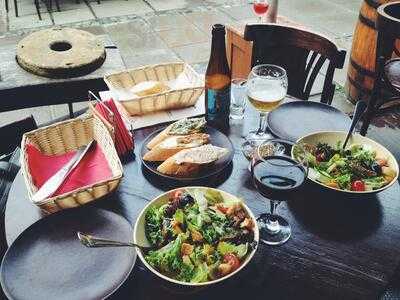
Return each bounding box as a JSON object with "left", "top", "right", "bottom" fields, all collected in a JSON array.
[
  {"left": 230, "top": 78, "right": 247, "bottom": 120},
  {"left": 251, "top": 139, "right": 308, "bottom": 245},
  {"left": 243, "top": 64, "right": 287, "bottom": 157},
  {"left": 253, "top": 0, "right": 269, "bottom": 23}
]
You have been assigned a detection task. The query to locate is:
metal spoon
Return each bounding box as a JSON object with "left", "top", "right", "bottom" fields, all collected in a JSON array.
[
  {"left": 77, "top": 232, "right": 153, "bottom": 252},
  {"left": 342, "top": 100, "right": 367, "bottom": 150}
]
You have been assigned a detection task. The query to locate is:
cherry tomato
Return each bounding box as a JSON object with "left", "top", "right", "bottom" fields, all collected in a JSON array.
[
  {"left": 217, "top": 204, "right": 228, "bottom": 214},
  {"left": 223, "top": 254, "right": 240, "bottom": 271},
  {"left": 316, "top": 153, "right": 325, "bottom": 162},
  {"left": 351, "top": 180, "right": 365, "bottom": 191}
]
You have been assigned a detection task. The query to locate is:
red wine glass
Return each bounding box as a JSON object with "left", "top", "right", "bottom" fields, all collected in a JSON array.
[
  {"left": 253, "top": 0, "right": 269, "bottom": 23},
  {"left": 251, "top": 139, "right": 308, "bottom": 245}
]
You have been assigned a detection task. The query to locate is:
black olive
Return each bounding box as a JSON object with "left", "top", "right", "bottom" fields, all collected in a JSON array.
[
  {"left": 371, "top": 161, "right": 382, "bottom": 175},
  {"left": 178, "top": 194, "right": 194, "bottom": 208},
  {"left": 164, "top": 204, "right": 176, "bottom": 217}
]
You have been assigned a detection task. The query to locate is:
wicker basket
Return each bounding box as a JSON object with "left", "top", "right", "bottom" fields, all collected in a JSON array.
[
  {"left": 104, "top": 62, "right": 204, "bottom": 116},
  {"left": 21, "top": 115, "right": 123, "bottom": 213}
]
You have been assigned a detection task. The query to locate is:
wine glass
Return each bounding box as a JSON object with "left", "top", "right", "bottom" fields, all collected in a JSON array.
[
  {"left": 242, "top": 64, "right": 288, "bottom": 159},
  {"left": 253, "top": 0, "right": 269, "bottom": 23},
  {"left": 251, "top": 139, "right": 308, "bottom": 245}
]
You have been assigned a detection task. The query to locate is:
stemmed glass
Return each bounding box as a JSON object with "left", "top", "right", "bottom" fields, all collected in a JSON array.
[
  {"left": 242, "top": 64, "right": 288, "bottom": 158},
  {"left": 253, "top": 0, "right": 269, "bottom": 23},
  {"left": 251, "top": 139, "right": 308, "bottom": 245}
]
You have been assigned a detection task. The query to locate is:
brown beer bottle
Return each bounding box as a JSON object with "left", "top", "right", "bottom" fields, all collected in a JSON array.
[{"left": 205, "top": 24, "right": 231, "bottom": 130}]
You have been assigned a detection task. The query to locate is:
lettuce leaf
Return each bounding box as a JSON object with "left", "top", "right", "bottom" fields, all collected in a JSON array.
[{"left": 217, "top": 241, "right": 248, "bottom": 259}]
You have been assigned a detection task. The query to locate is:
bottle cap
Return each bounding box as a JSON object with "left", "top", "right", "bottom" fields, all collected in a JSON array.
[{"left": 212, "top": 24, "right": 226, "bottom": 35}]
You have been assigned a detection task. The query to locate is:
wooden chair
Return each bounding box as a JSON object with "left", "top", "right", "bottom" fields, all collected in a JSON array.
[
  {"left": 361, "top": 1, "right": 400, "bottom": 135},
  {"left": 244, "top": 24, "right": 346, "bottom": 105}
]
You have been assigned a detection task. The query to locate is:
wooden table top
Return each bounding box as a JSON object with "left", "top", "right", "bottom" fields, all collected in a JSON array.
[
  {"left": 5, "top": 103, "right": 400, "bottom": 300},
  {"left": 0, "top": 34, "right": 125, "bottom": 112}
]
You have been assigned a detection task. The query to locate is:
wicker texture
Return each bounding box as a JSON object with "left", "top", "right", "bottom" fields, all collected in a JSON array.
[
  {"left": 21, "top": 115, "right": 123, "bottom": 213},
  {"left": 104, "top": 62, "right": 204, "bottom": 116}
]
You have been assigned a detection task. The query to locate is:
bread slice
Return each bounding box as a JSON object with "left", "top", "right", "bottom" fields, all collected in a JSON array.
[
  {"left": 143, "top": 133, "right": 210, "bottom": 162},
  {"left": 157, "top": 145, "right": 229, "bottom": 177},
  {"left": 130, "top": 81, "right": 170, "bottom": 97},
  {"left": 146, "top": 117, "right": 206, "bottom": 150}
]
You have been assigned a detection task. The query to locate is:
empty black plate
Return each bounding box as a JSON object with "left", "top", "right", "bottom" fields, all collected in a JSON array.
[
  {"left": 267, "top": 101, "right": 352, "bottom": 141},
  {"left": 0, "top": 208, "right": 136, "bottom": 300},
  {"left": 140, "top": 125, "right": 234, "bottom": 181}
]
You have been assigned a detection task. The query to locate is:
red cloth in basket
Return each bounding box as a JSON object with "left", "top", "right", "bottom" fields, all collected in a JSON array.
[{"left": 26, "top": 143, "right": 112, "bottom": 198}]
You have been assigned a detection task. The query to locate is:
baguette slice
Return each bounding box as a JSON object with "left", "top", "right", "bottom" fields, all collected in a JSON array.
[
  {"left": 143, "top": 133, "right": 210, "bottom": 162},
  {"left": 157, "top": 145, "right": 229, "bottom": 177},
  {"left": 147, "top": 117, "right": 206, "bottom": 150}
]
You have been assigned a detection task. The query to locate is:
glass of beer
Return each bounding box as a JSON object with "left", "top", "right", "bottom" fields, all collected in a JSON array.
[{"left": 244, "top": 64, "right": 287, "bottom": 155}]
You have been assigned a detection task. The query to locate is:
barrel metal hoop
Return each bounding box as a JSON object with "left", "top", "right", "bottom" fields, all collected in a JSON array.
[
  {"left": 364, "top": 0, "right": 381, "bottom": 9},
  {"left": 347, "top": 76, "right": 373, "bottom": 95},
  {"left": 358, "top": 12, "right": 376, "bottom": 28},
  {"left": 350, "top": 58, "right": 376, "bottom": 78}
]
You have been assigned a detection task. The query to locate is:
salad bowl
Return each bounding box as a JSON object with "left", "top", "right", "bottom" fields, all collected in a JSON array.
[
  {"left": 292, "top": 131, "right": 399, "bottom": 194},
  {"left": 133, "top": 187, "right": 259, "bottom": 287}
]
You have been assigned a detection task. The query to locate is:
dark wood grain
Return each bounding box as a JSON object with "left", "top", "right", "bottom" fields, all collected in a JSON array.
[
  {"left": 0, "top": 35, "right": 125, "bottom": 112},
  {"left": 244, "top": 24, "right": 346, "bottom": 105},
  {"left": 4, "top": 103, "right": 400, "bottom": 300}
]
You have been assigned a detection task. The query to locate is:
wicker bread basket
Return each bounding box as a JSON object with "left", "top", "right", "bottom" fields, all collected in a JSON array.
[
  {"left": 104, "top": 62, "right": 204, "bottom": 116},
  {"left": 21, "top": 115, "right": 123, "bottom": 213}
]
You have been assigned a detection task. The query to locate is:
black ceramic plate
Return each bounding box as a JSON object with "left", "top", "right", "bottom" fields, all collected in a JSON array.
[
  {"left": 267, "top": 101, "right": 352, "bottom": 141},
  {"left": 140, "top": 125, "right": 234, "bottom": 181},
  {"left": 0, "top": 208, "right": 136, "bottom": 300}
]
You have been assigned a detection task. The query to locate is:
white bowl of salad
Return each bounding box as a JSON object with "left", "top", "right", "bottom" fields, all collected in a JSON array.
[
  {"left": 292, "top": 131, "right": 399, "bottom": 194},
  {"left": 133, "top": 187, "right": 259, "bottom": 286}
]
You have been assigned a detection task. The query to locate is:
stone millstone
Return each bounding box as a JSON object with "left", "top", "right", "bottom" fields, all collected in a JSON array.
[{"left": 16, "top": 27, "right": 106, "bottom": 78}]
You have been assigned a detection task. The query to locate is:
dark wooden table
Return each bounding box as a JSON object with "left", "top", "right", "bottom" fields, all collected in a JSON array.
[
  {"left": 0, "top": 35, "right": 125, "bottom": 116},
  {"left": 4, "top": 106, "right": 400, "bottom": 300}
]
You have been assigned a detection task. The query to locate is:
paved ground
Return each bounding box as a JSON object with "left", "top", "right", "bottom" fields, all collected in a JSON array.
[{"left": 0, "top": 0, "right": 361, "bottom": 126}]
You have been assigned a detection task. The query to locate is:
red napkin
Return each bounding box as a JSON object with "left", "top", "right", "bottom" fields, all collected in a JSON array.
[
  {"left": 26, "top": 143, "right": 112, "bottom": 197},
  {"left": 94, "top": 98, "right": 134, "bottom": 157}
]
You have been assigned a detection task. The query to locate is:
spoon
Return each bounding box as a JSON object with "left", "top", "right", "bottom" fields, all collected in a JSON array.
[
  {"left": 77, "top": 232, "right": 153, "bottom": 252},
  {"left": 342, "top": 100, "right": 367, "bottom": 150}
]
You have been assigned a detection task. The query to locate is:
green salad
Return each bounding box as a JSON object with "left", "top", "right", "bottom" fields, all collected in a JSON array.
[
  {"left": 298, "top": 141, "right": 396, "bottom": 191},
  {"left": 144, "top": 188, "right": 255, "bottom": 283}
]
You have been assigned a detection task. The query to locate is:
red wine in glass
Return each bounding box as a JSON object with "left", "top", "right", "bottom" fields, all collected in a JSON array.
[
  {"left": 253, "top": 1, "right": 269, "bottom": 22},
  {"left": 253, "top": 156, "right": 307, "bottom": 201},
  {"left": 251, "top": 150, "right": 308, "bottom": 246}
]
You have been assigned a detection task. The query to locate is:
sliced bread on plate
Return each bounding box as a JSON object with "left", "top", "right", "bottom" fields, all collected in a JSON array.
[
  {"left": 146, "top": 117, "right": 206, "bottom": 149},
  {"left": 157, "top": 144, "right": 228, "bottom": 177},
  {"left": 143, "top": 133, "right": 210, "bottom": 162}
]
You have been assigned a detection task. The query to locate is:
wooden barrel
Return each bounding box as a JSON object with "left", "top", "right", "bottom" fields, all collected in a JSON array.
[{"left": 346, "top": 0, "right": 400, "bottom": 103}]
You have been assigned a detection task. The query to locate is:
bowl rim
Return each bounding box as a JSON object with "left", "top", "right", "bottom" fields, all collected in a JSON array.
[
  {"left": 292, "top": 130, "right": 399, "bottom": 194},
  {"left": 133, "top": 186, "right": 260, "bottom": 286}
]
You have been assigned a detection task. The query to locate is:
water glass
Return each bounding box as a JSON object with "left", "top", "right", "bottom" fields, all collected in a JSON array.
[{"left": 230, "top": 78, "right": 247, "bottom": 120}]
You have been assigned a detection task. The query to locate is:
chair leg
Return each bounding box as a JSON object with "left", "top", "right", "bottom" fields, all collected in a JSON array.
[
  {"left": 54, "top": 0, "right": 60, "bottom": 11},
  {"left": 360, "top": 55, "right": 386, "bottom": 136},
  {"left": 13, "top": 0, "right": 18, "bottom": 17},
  {"left": 5, "top": 0, "right": 9, "bottom": 12},
  {"left": 34, "top": 0, "right": 42, "bottom": 20},
  {"left": 68, "top": 103, "right": 74, "bottom": 119}
]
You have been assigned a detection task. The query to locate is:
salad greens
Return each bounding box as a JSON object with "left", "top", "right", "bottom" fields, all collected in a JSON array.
[
  {"left": 297, "top": 141, "right": 396, "bottom": 191},
  {"left": 144, "top": 188, "right": 255, "bottom": 283}
]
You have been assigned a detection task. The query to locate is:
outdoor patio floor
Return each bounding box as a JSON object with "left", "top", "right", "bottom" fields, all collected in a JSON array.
[{"left": 0, "top": 0, "right": 361, "bottom": 125}]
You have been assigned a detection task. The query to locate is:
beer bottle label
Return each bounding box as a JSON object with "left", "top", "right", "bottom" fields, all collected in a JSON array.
[{"left": 206, "top": 85, "right": 231, "bottom": 122}]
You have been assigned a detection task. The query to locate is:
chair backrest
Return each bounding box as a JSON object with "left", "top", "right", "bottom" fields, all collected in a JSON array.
[
  {"left": 0, "top": 115, "right": 37, "bottom": 156},
  {"left": 244, "top": 24, "right": 346, "bottom": 105}
]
